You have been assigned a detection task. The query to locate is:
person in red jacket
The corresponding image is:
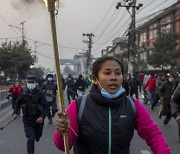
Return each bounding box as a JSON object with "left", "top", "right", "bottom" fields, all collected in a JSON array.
[
  {"left": 7, "top": 80, "right": 23, "bottom": 113},
  {"left": 144, "top": 73, "right": 157, "bottom": 106}
]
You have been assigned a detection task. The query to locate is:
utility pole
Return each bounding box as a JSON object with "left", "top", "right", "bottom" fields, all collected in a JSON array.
[
  {"left": 116, "top": 0, "right": 142, "bottom": 76},
  {"left": 34, "top": 41, "right": 37, "bottom": 67},
  {"left": 82, "top": 33, "right": 94, "bottom": 75},
  {"left": 20, "top": 20, "right": 26, "bottom": 45},
  {"left": 9, "top": 21, "right": 26, "bottom": 46}
]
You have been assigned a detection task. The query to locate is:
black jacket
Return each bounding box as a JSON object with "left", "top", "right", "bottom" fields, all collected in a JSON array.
[
  {"left": 171, "top": 83, "right": 180, "bottom": 119},
  {"left": 75, "top": 79, "right": 87, "bottom": 91},
  {"left": 75, "top": 84, "right": 136, "bottom": 154},
  {"left": 14, "top": 87, "right": 49, "bottom": 124}
]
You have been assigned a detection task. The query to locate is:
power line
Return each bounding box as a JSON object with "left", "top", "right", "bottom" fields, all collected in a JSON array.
[
  {"left": 137, "top": 0, "right": 169, "bottom": 16},
  {"left": 25, "top": 37, "right": 83, "bottom": 50},
  {"left": 92, "top": 21, "right": 130, "bottom": 56},
  {"left": 92, "top": 0, "right": 118, "bottom": 33},
  {"left": 0, "top": 37, "right": 22, "bottom": 40},
  {"left": 36, "top": 51, "right": 54, "bottom": 60},
  {"left": 0, "top": 14, "right": 21, "bottom": 36},
  {"left": 0, "top": 13, "right": 82, "bottom": 51},
  {"left": 136, "top": 0, "right": 156, "bottom": 14},
  {"left": 136, "top": 9, "right": 164, "bottom": 26},
  {"left": 94, "top": 9, "right": 128, "bottom": 45},
  {"left": 92, "top": 17, "right": 131, "bottom": 55},
  {"left": 94, "top": 9, "right": 119, "bottom": 42},
  {"left": 136, "top": 0, "right": 176, "bottom": 26}
]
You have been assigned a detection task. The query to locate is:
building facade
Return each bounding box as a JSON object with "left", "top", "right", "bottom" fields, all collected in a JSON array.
[{"left": 137, "top": 1, "right": 180, "bottom": 71}]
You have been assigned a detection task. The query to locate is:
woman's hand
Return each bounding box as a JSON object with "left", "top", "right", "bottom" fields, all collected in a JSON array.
[
  {"left": 176, "top": 115, "right": 180, "bottom": 123},
  {"left": 56, "top": 111, "right": 69, "bottom": 137}
]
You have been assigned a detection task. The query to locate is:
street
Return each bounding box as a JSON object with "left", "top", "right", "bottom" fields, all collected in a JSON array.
[{"left": 0, "top": 94, "right": 180, "bottom": 154}]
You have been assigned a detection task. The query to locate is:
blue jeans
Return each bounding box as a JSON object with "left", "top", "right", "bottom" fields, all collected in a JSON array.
[{"left": 147, "top": 90, "right": 155, "bottom": 105}]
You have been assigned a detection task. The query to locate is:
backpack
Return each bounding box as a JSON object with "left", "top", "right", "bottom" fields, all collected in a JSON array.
[{"left": 77, "top": 95, "right": 136, "bottom": 123}]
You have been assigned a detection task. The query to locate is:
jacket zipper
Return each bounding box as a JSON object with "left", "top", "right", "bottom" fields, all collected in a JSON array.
[{"left": 108, "top": 107, "right": 112, "bottom": 154}]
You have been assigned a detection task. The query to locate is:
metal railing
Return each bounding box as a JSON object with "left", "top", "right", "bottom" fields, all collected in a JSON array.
[{"left": 0, "top": 89, "right": 11, "bottom": 110}]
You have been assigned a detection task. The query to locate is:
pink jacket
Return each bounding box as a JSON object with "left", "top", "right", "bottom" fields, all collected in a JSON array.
[{"left": 54, "top": 99, "right": 171, "bottom": 154}]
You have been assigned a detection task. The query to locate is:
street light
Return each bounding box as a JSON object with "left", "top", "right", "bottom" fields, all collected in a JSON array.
[{"left": 43, "top": 1, "right": 69, "bottom": 153}]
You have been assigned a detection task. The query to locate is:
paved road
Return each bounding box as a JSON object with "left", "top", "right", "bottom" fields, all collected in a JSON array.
[{"left": 0, "top": 92, "right": 180, "bottom": 154}]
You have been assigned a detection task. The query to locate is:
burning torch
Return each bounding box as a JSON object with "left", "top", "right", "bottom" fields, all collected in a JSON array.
[{"left": 44, "top": 0, "right": 69, "bottom": 153}]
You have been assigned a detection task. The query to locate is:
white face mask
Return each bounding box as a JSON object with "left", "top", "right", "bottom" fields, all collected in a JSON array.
[
  {"left": 27, "top": 83, "right": 36, "bottom": 90},
  {"left": 47, "top": 77, "right": 53, "bottom": 81}
]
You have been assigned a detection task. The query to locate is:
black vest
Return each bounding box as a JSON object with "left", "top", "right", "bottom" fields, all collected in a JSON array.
[
  {"left": 43, "top": 81, "right": 56, "bottom": 102},
  {"left": 20, "top": 89, "right": 42, "bottom": 116},
  {"left": 76, "top": 85, "right": 136, "bottom": 154}
]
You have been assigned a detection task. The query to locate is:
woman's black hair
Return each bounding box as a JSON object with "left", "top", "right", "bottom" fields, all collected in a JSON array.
[{"left": 92, "top": 56, "right": 124, "bottom": 79}]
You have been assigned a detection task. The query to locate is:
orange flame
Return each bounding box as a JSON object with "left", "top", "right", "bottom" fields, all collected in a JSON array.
[{"left": 44, "top": 0, "right": 48, "bottom": 7}]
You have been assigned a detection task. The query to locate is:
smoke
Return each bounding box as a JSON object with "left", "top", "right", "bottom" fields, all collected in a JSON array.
[
  {"left": 10, "top": 0, "right": 63, "bottom": 13},
  {"left": 10, "top": 0, "right": 45, "bottom": 11}
]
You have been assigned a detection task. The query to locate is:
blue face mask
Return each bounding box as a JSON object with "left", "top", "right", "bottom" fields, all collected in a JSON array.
[
  {"left": 101, "top": 86, "right": 125, "bottom": 99},
  {"left": 27, "top": 83, "right": 36, "bottom": 90}
]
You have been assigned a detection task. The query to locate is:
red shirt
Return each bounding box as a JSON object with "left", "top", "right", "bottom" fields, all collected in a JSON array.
[
  {"left": 8, "top": 85, "right": 23, "bottom": 101},
  {"left": 145, "top": 77, "right": 157, "bottom": 91}
]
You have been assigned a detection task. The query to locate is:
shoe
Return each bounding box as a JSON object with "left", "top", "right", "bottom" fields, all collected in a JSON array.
[
  {"left": 159, "top": 110, "right": 163, "bottom": 119},
  {"left": 163, "top": 123, "right": 168, "bottom": 126},
  {"left": 150, "top": 105, "right": 154, "bottom": 111},
  {"left": 52, "top": 109, "right": 58, "bottom": 117},
  {"left": 28, "top": 151, "right": 34, "bottom": 154},
  {"left": 35, "top": 138, "right": 40, "bottom": 142},
  {"left": 163, "top": 121, "right": 168, "bottom": 126}
]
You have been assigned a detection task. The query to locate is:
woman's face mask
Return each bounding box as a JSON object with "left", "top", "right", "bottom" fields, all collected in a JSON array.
[
  {"left": 100, "top": 86, "right": 125, "bottom": 99},
  {"left": 27, "top": 83, "right": 36, "bottom": 90},
  {"left": 96, "top": 78, "right": 125, "bottom": 99}
]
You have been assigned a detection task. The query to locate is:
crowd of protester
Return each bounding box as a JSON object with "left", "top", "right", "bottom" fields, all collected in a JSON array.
[
  {"left": 122, "top": 71, "right": 180, "bottom": 142},
  {"left": 4, "top": 66, "right": 180, "bottom": 154}
]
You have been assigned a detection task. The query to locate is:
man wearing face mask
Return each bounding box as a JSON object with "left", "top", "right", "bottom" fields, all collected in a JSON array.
[
  {"left": 159, "top": 73, "right": 179, "bottom": 126},
  {"left": 12, "top": 75, "right": 49, "bottom": 154},
  {"left": 41, "top": 73, "right": 58, "bottom": 124}
]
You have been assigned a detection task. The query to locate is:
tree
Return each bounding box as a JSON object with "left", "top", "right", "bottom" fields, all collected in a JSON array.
[
  {"left": 27, "top": 67, "right": 44, "bottom": 78},
  {"left": 148, "top": 32, "right": 180, "bottom": 69},
  {"left": 0, "top": 41, "right": 36, "bottom": 79}
]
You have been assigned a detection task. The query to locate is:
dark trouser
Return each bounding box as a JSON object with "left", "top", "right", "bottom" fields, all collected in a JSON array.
[
  {"left": 67, "top": 89, "right": 75, "bottom": 104},
  {"left": 24, "top": 123, "right": 44, "bottom": 153},
  {"left": 163, "top": 113, "right": 171, "bottom": 125},
  {"left": 151, "top": 93, "right": 160, "bottom": 108},
  {"left": 12, "top": 100, "right": 20, "bottom": 115},
  {"left": 139, "top": 83, "right": 142, "bottom": 92},
  {"left": 162, "top": 103, "right": 171, "bottom": 124},
  {"left": 130, "top": 89, "right": 139, "bottom": 99},
  {"left": 12, "top": 100, "right": 16, "bottom": 110},
  {"left": 47, "top": 100, "right": 58, "bottom": 120}
]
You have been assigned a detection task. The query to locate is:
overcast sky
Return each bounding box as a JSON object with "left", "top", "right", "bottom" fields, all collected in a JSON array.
[{"left": 0, "top": 0, "right": 177, "bottom": 70}]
